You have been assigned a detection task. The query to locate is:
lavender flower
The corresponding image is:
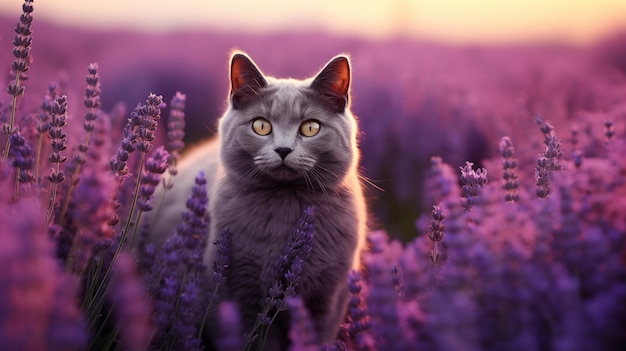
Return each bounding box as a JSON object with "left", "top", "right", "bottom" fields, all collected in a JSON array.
[
  {"left": 165, "top": 92, "right": 186, "bottom": 182},
  {"left": 535, "top": 135, "right": 563, "bottom": 199},
  {"left": 2, "top": 0, "right": 34, "bottom": 162},
  {"left": 287, "top": 296, "right": 318, "bottom": 351},
  {"left": 536, "top": 115, "right": 555, "bottom": 146},
  {"left": 570, "top": 126, "right": 583, "bottom": 168},
  {"left": 110, "top": 93, "right": 163, "bottom": 176},
  {"left": 364, "top": 231, "right": 407, "bottom": 351},
  {"left": 604, "top": 120, "right": 615, "bottom": 141},
  {"left": 149, "top": 172, "right": 208, "bottom": 348},
  {"left": 499, "top": 136, "right": 520, "bottom": 202},
  {"left": 217, "top": 301, "right": 243, "bottom": 351},
  {"left": 428, "top": 205, "right": 445, "bottom": 264},
  {"left": 65, "top": 163, "right": 116, "bottom": 273},
  {"left": 0, "top": 195, "right": 85, "bottom": 350},
  {"left": 171, "top": 277, "right": 203, "bottom": 351},
  {"left": 346, "top": 270, "right": 373, "bottom": 351},
  {"left": 110, "top": 253, "right": 155, "bottom": 351},
  {"left": 246, "top": 207, "right": 315, "bottom": 350},
  {"left": 460, "top": 161, "right": 488, "bottom": 211},
  {"left": 268, "top": 206, "right": 315, "bottom": 286},
  {"left": 46, "top": 94, "right": 69, "bottom": 219},
  {"left": 59, "top": 63, "right": 103, "bottom": 222},
  {"left": 34, "top": 82, "right": 58, "bottom": 183},
  {"left": 9, "top": 129, "right": 34, "bottom": 197},
  {"left": 138, "top": 146, "right": 169, "bottom": 212}
]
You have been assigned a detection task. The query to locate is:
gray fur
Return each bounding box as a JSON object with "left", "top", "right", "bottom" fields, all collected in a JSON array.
[{"left": 150, "top": 52, "right": 366, "bottom": 347}]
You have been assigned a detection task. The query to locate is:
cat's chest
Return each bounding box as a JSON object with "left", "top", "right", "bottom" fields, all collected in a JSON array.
[{"left": 211, "top": 180, "right": 356, "bottom": 244}]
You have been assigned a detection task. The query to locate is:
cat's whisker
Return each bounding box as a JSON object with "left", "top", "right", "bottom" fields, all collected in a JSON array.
[
  {"left": 309, "top": 168, "right": 332, "bottom": 202},
  {"left": 358, "top": 174, "right": 384, "bottom": 193}
]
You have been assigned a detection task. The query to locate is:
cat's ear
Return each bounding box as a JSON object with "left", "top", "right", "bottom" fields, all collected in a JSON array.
[
  {"left": 311, "top": 55, "right": 351, "bottom": 113},
  {"left": 230, "top": 52, "right": 267, "bottom": 109}
]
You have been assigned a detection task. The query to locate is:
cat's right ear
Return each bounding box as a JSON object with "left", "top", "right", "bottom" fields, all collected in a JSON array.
[{"left": 230, "top": 52, "right": 267, "bottom": 109}]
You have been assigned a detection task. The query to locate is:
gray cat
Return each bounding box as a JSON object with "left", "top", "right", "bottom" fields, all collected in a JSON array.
[{"left": 151, "top": 52, "right": 367, "bottom": 348}]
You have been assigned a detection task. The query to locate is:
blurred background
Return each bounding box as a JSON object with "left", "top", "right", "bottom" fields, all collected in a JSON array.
[{"left": 1, "top": 0, "right": 625, "bottom": 239}]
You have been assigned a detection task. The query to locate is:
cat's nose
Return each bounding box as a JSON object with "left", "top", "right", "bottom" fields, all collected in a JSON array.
[{"left": 274, "top": 147, "right": 293, "bottom": 160}]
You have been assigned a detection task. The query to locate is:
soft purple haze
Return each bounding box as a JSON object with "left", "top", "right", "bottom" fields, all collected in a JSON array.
[{"left": 0, "top": 4, "right": 625, "bottom": 349}]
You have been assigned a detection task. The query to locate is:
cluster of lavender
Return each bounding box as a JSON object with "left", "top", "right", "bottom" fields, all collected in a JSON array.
[
  {"left": 358, "top": 118, "right": 626, "bottom": 351},
  {"left": 1, "top": 1, "right": 626, "bottom": 351}
]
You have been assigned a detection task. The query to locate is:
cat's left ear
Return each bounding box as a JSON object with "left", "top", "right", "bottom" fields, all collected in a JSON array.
[
  {"left": 230, "top": 52, "right": 267, "bottom": 109},
  {"left": 311, "top": 55, "right": 351, "bottom": 113}
]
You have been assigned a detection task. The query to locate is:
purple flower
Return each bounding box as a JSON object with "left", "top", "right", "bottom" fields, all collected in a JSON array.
[
  {"left": 65, "top": 163, "right": 116, "bottom": 273},
  {"left": 165, "top": 92, "right": 186, "bottom": 180},
  {"left": 604, "top": 120, "right": 615, "bottom": 141},
  {"left": 346, "top": 270, "right": 373, "bottom": 350},
  {"left": 459, "top": 161, "right": 488, "bottom": 211},
  {"left": 110, "top": 252, "right": 155, "bottom": 351},
  {"left": 149, "top": 172, "right": 209, "bottom": 347},
  {"left": 535, "top": 135, "right": 562, "bottom": 199},
  {"left": 0, "top": 195, "right": 85, "bottom": 350},
  {"left": 110, "top": 93, "right": 163, "bottom": 176},
  {"left": 499, "top": 136, "right": 519, "bottom": 202},
  {"left": 9, "top": 129, "right": 34, "bottom": 189},
  {"left": 217, "top": 301, "right": 243, "bottom": 351},
  {"left": 287, "top": 296, "right": 318, "bottom": 351},
  {"left": 363, "top": 231, "right": 408, "bottom": 351},
  {"left": 427, "top": 205, "right": 445, "bottom": 264},
  {"left": 138, "top": 146, "right": 170, "bottom": 212},
  {"left": 267, "top": 206, "right": 315, "bottom": 289},
  {"left": 2, "top": 0, "right": 34, "bottom": 162}
]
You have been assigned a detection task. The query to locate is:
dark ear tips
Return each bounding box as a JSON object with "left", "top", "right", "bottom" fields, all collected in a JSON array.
[
  {"left": 311, "top": 55, "right": 351, "bottom": 113},
  {"left": 229, "top": 52, "right": 267, "bottom": 109}
]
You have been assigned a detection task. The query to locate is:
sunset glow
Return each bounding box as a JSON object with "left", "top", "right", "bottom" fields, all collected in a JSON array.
[{"left": 0, "top": 0, "right": 625, "bottom": 44}]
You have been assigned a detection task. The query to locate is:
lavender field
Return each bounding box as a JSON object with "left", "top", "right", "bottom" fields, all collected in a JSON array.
[{"left": 1, "top": 1, "right": 626, "bottom": 350}]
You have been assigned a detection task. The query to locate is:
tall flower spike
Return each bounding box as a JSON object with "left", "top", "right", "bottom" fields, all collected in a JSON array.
[
  {"left": 34, "top": 83, "right": 58, "bottom": 184},
  {"left": 2, "top": 0, "right": 34, "bottom": 162},
  {"left": 499, "top": 136, "right": 520, "bottom": 202},
  {"left": 110, "top": 93, "right": 163, "bottom": 176},
  {"left": 149, "top": 172, "right": 209, "bottom": 347},
  {"left": 246, "top": 207, "right": 315, "bottom": 350},
  {"left": 536, "top": 115, "right": 555, "bottom": 146},
  {"left": 535, "top": 135, "right": 562, "bottom": 199},
  {"left": 428, "top": 205, "right": 445, "bottom": 264},
  {"left": 47, "top": 95, "right": 69, "bottom": 219},
  {"left": 66, "top": 164, "right": 116, "bottom": 273},
  {"left": 218, "top": 301, "right": 244, "bottom": 351},
  {"left": 346, "top": 270, "right": 373, "bottom": 350},
  {"left": 459, "top": 161, "right": 488, "bottom": 211},
  {"left": 137, "top": 146, "right": 170, "bottom": 212},
  {"left": 604, "top": 120, "right": 615, "bottom": 142},
  {"left": 570, "top": 126, "right": 583, "bottom": 169},
  {"left": 165, "top": 92, "right": 186, "bottom": 182},
  {"left": 59, "top": 63, "right": 103, "bottom": 222},
  {"left": 110, "top": 253, "right": 155, "bottom": 351},
  {"left": 287, "top": 296, "right": 319, "bottom": 351},
  {"left": 9, "top": 130, "right": 34, "bottom": 199}
]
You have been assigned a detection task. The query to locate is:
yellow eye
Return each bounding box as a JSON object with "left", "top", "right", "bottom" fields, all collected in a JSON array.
[
  {"left": 300, "top": 120, "right": 320, "bottom": 137},
  {"left": 252, "top": 118, "right": 272, "bottom": 136}
]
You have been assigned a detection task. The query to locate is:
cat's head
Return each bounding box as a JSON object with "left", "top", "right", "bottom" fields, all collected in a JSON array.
[{"left": 218, "top": 51, "right": 358, "bottom": 188}]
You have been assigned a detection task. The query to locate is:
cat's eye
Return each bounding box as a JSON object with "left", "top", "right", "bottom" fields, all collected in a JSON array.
[
  {"left": 300, "top": 120, "right": 320, "bottom": 137},
  {"left": 252, "top": 118, "right": 272, "bottom": 136}
]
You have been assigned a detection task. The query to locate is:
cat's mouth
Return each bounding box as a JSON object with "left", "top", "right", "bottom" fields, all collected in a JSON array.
[{"left": 269, "top": 164, "right": 300, "bottom": 181}]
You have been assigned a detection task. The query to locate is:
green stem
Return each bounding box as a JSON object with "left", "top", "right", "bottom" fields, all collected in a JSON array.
[
  {"left": 60, "top": 131, "right": 92, "bottom": 223},
  {"left": 34, "top": 132, "right": 44, "bottom": 186},
  {"left": 14, "top": 168, "right": 20, "bottom": 201},
  {"left": 46, "top": 162, "right": 61, "bottom": 221},
  {"left": 2, "top": 73, "right": 20, "bottom": 163},
  {"left": 84, "top": 152, "right": 146, "bottom": 318},
  {"left": 198, "top": 282, "right": 222, "bottom": 339},
  {"left": 122, "top": 151, "right": 146, "bottom": 247}
]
